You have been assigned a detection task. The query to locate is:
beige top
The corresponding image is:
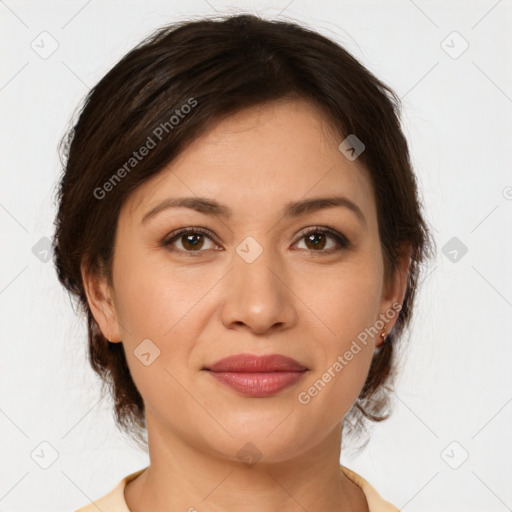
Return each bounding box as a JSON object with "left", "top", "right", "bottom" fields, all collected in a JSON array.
[{"left": 74, "top": 465, "right": 400, "bottom": 511}]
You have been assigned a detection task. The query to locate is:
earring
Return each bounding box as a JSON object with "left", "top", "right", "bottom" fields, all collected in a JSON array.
[{"left": 379, "top": 331, "right": 387, "bottom": 347}]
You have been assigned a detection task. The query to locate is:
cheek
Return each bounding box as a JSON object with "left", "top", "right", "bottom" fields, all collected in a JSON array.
[
  {"left": 110, "top": 249, "right": 196, "bottom": 407},
  {"left": 295, "top": 255, "right": 382, "bottom": 415},
  {"left": 112, "top": 250, "right": 165, "bottom": 338},
  {"left": 296, "top": 320, "right": 375, "bottom": 428},
  {"left": 112, "top": 243, "right": 203, "bottom": 339},
  {"left": 318, "top": 257, "right": 383, "bottom": 341},
  {"left": 110, "top": 246, "right": 222, "bottom": 387}
]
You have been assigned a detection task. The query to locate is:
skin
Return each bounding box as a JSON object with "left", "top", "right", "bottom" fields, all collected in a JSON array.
[{"left": 82, "top": 98, "right": 410, "bottom": 512}]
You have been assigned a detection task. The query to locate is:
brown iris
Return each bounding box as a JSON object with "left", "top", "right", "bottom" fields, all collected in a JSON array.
[
  {"left": 181, "top": 233, "right": 205, "bottom": 251},
  {"left": 304, "top": 232, "right": 327, "bottom": 250}
]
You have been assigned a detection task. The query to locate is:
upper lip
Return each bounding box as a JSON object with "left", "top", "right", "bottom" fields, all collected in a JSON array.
[{"left": 204, "top": 353, "right": 308, "bottom": 372}]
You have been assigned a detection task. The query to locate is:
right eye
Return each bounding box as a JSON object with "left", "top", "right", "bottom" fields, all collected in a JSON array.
[{"left": 162, "top": 227, "right": 220, "bottom": 255}]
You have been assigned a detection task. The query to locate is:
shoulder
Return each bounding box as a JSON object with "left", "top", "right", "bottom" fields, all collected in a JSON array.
[
  {"left": 73, "top": 467, "right": 148, "bottom": 512},
  {"left": 341, "top": 465, "right": 401, "bottom": 512}
]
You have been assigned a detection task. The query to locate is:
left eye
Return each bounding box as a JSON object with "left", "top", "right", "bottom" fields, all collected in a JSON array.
[
  {"left": 294, "top": 229, "right": 348, "bottom": 252},
  {"left": 162, "top": 227, "right": 349, "bottom": 254}
]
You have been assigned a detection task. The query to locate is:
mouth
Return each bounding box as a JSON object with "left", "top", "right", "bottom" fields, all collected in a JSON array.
[{"left": 203, "top": 353, "right": 308, "bottom": 397}]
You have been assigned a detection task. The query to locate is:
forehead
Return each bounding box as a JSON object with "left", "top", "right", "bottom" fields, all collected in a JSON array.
[{"left": 123, "top": 99, "right": 376, "bottom": 226}]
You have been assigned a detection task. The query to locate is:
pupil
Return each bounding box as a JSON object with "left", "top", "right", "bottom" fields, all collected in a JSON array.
[
  {"left": 306, "top": 233, "right": 326, "bottom": 250},
  {"left": 183, "top": 234, "right": 203, "bottom": 250}
]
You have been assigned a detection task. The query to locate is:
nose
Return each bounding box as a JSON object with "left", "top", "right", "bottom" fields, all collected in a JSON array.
[{"left": 220, "top": 246, "right": 298, "bottom": 335}]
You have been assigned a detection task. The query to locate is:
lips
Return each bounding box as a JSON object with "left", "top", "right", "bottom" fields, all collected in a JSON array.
[
  {"left": 204, "top": 353, "right": 308, "bottom": 372},
  {"left": 204, "top": 353, "right": 308, "bottom": 397}
]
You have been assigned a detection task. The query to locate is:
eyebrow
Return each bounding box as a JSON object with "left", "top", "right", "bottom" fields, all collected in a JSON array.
[{"left": 141, "top": 195, "right": 366, "bottom": 226}]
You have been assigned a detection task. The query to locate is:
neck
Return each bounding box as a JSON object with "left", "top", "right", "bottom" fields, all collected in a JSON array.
[{"left": 124, "top": 414, "right": 368, "bottom": 512}]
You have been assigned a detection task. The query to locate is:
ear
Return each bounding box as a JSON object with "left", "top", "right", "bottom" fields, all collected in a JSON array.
[
  {"left": 80, "top": 260, "right": 122, "bottom": 343},
  {"left": 376, "top": 244, "right": 411, "bottom": 345}
]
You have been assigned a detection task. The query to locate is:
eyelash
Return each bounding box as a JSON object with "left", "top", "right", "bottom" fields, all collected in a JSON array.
[{"left": 161, "top": 226, "right": 351, "bottom": 257}]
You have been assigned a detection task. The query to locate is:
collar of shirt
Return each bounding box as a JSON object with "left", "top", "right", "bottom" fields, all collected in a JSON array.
[{"left": 74, "top": 465, "right": 400, "bottom": 512}]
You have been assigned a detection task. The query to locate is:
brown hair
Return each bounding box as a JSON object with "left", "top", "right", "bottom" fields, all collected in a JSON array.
[{"left": 53, "top": 13, "right": 434, "bottom": 451}]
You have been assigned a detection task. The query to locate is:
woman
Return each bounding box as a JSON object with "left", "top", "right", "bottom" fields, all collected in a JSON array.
[{"left": 54, "top": 13, "right": 433, "bottom": 512}]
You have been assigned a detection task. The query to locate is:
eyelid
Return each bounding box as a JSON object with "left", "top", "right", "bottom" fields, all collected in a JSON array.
[
  {"left": 292, "top": 225, "right": 351, "bottom": 252},
  {"left": 294, "top": 225, "right": 350, "bottom": 244},
  {"left": 162, "top": 225, "right": 351, "bottom": 254},
  {"left": 162, "top": 226, "right": 221, "bottom": 250}
]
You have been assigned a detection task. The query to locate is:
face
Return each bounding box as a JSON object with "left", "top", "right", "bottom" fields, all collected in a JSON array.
[{"left": 83, "top": 99, "right": 408, "bottom": 464}]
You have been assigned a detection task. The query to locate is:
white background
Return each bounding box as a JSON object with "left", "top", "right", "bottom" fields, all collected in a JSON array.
[{"left": 1, "top": 1, "right": 511, "bottom": 511}]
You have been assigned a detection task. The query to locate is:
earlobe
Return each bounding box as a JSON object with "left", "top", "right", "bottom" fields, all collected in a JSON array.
[{"left": 80, "top": 261, "right": 122, "bottom": 343}]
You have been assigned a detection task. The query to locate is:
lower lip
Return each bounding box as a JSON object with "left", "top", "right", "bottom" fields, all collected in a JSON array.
[{"left": 206, "top": 371, "right": 307, "bottom": 397}]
